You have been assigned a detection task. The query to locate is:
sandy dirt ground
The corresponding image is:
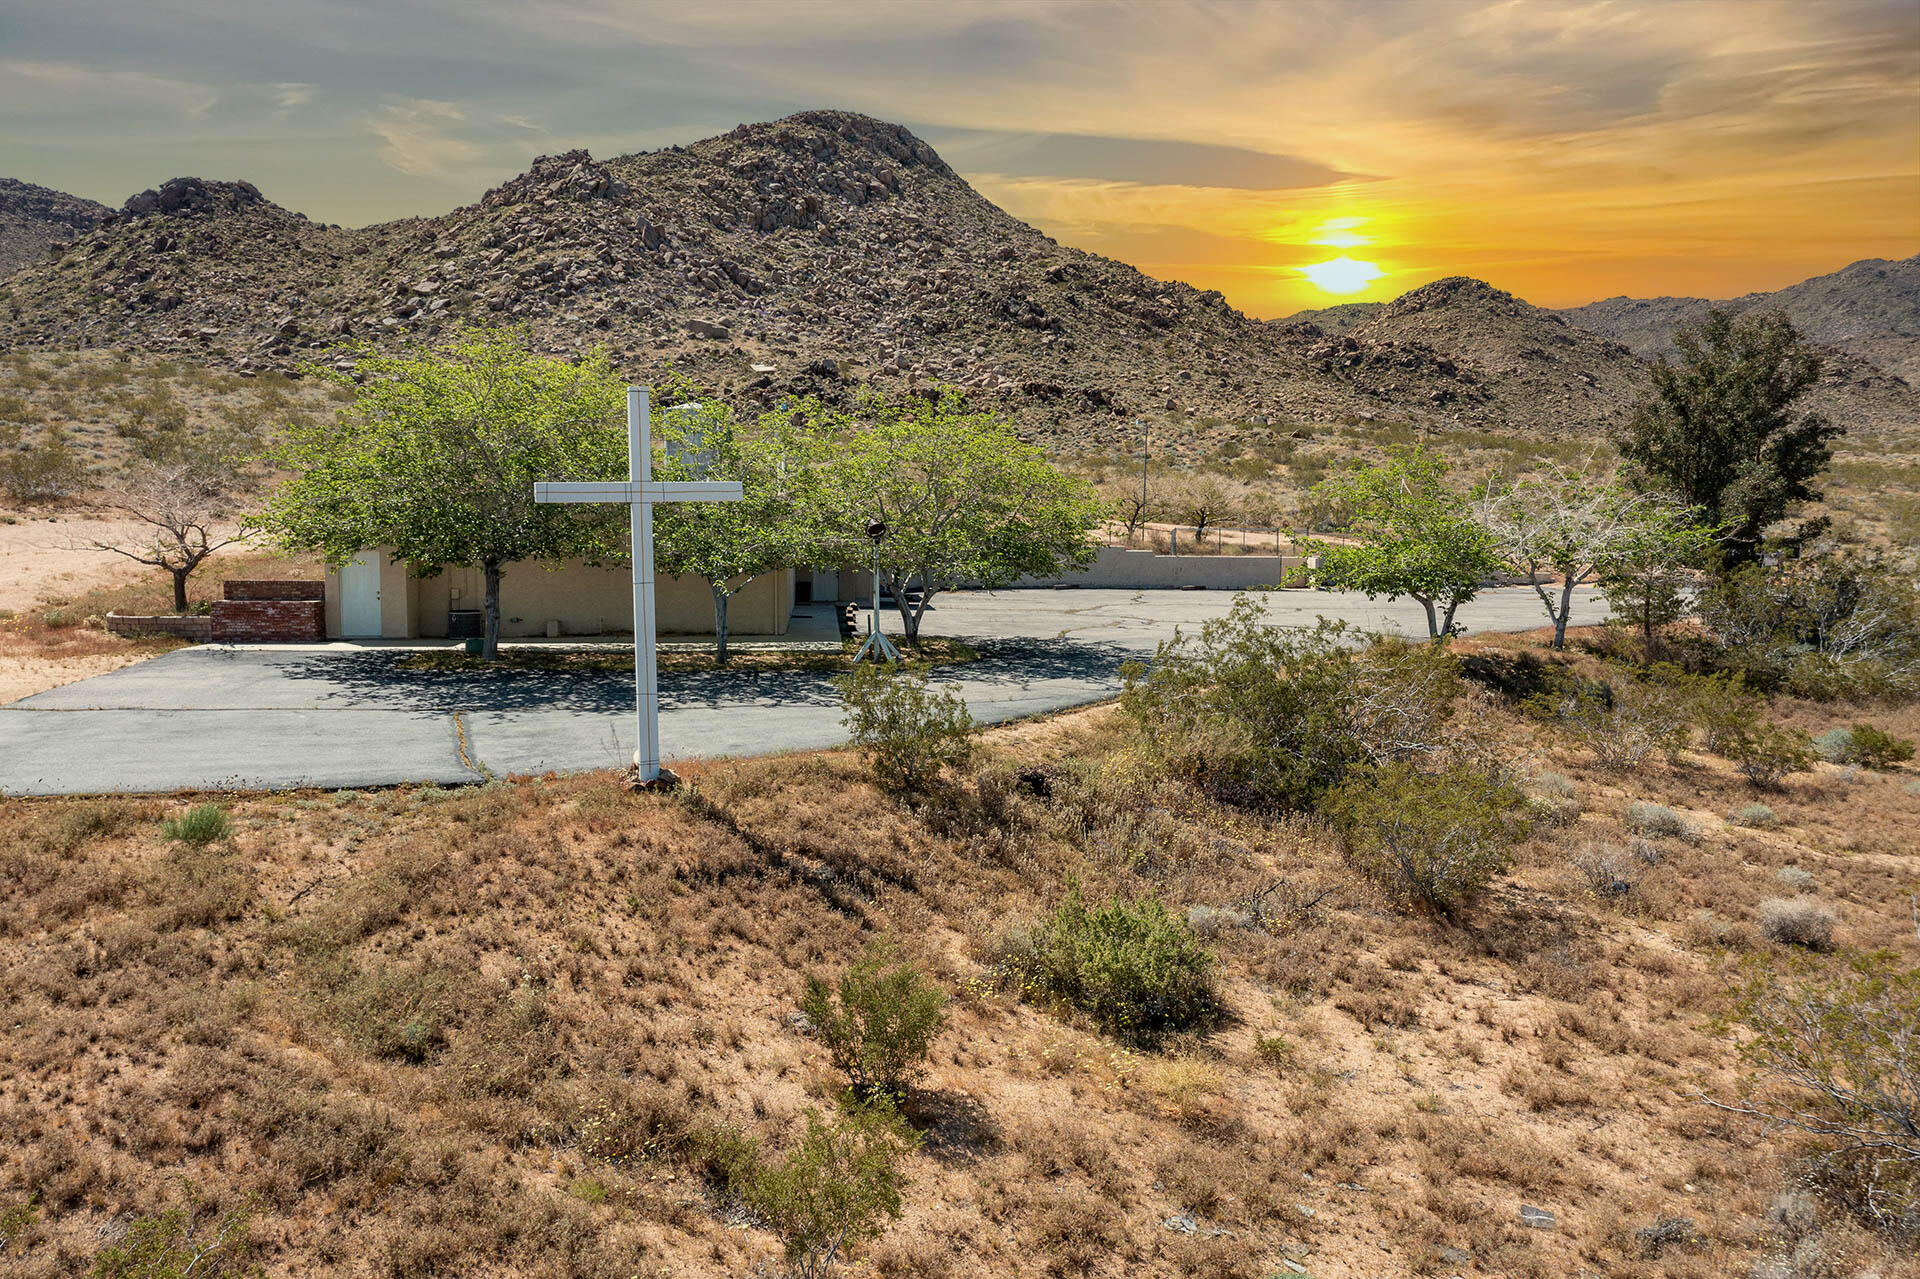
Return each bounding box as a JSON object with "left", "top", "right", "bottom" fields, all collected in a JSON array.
[
  {"left": 0, "top": 510, "right": 252, "bottom": 704},
  {"left": 0, "top": 646, "right": 152, "bottom": 707},
  {"left": 0, "top": 510, "right": 246, "bottom": 613}
]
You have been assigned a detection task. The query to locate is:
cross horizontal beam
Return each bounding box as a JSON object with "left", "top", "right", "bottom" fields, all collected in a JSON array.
[{"left": 534, "top": 480, "right": 744, "bottom": 504}]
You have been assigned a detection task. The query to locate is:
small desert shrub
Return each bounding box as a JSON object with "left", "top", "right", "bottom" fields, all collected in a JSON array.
[
  {"left": 1759, "top": 897, "right": 1837, "bottom": 950},
  {"left": 1627, "top": 801, "right": 1692, "bottom": 840},
  {"left": 1529, "top": 771, "right": 1581, "bottom": 826},
  {"left": 1727, "top": 721, "right": 1818, "bottom": 787},
  {"left": 1775, "top": 866, "right": 1815, "bottom": 892},
  {"left": 1725, "top": 955, "right": 1920, "bottom": 1238},
  {"left": 1838, "top": 723, "right": 1916, "bottom": 770},
  {"left": 149, "top": 844, "right": 255, "bottom": 929},
  {"left": 1812, "top": 727, "right": 1855, "bottom": 763},
  {"left": 1325, "top": 763, "right": 1528, "bottom": 911},
  {"left": 1570, "top": 842, "right": 1637, "bottom": 900},
  {"left": 1532, "top": 771, "right": 1577, "bottom": 800},
  {"left": 1634, "top": 1213, "right": 1699, "bottom": 1257},
  {"left": 161, "top": 803, "right": 232, "bottom": 846},
  {"left": 25, "top": 799, "right": 153, "bottom": 857},
  {"left": 836, "top": 664, "right": 975, "bottom": 792},
  {"left": 1661, "top": 666, "right": 1764, "bottom": 754},
  {"left": 1253, "top": 1033, "right": 1296, "bottom": 1068},
  {"left": 1529, "top": 669, "right": 1690, "bottom": 770},
  {"left": 0, "top": 1194, "right": 37, "bottom": 1250},
  {"left": 1733, "top": 803, "right": 1779, "bottom": 829},
  {"left": 90, "top": 1196, "right": 256, "bottom": 1279},
  {"left": 741, "top": 1102, "right": 917, "bottom": 1279},
  {"left": 1122, "top": 600, "right": 1459, "bottom": 811},
  {"left": 999, "top": 886, "right": 1219, "bottom": 1044},
  {"left": 801, "top": 941, "right": 948, "bottom": 1099}
]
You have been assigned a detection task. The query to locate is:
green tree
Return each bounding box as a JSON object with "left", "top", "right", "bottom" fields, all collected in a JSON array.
[
  {"left": 1484, "top": 465, "right": 1700, "bottom": 650},
  {"left": 831, "top": 393, "right": 1102, "bottom": 641},
  {"left": 1597, "top": 510, "right": 1718, "bottom": 642},
  {"left": 1617, "top": 309, "right": 1842, "bottom": 567},
  {"left": 655, "top": 399, "right": 833, "bottom": 663},
  {"left": 256, "top": 329, "right": 627, "bottom": 660},
  {"left": 1299, "top": 447, "right": 1503, "bottom": 639}
]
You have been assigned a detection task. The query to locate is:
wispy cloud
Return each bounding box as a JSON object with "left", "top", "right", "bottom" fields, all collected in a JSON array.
[{"left": 368, "top": 98, "right": 480, "bottom": 180}]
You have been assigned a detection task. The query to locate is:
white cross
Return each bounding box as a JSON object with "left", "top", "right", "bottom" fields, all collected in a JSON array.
[{"left": 534, "top": 386, "right": 742, "bottom": 782}]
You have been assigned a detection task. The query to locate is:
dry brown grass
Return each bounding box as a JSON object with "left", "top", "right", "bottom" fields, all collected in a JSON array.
[{"left": 1, "top": 639, "right": 1916, "bottom": 1277}]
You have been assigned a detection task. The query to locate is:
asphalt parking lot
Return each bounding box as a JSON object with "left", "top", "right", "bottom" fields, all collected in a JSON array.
[{"left": 0, "top": 586, "right": 1605, "bottom": 795}]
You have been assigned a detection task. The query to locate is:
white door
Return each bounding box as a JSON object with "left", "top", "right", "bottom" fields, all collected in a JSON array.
[{"left": 339, "top": 555, "right": 382, "bottom": 637}]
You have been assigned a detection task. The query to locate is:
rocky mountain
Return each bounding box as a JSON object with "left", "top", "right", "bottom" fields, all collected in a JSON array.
[
  {"left": 1, "top": 112, "right": 1912, "bottom": 447},
  {"left": 1271, "top": 277, "right": 1651, "bottom": 433},
  {"left": 1276, "top": 300, "right": 1381, "bottom": 335},
  {"left": 1561, "top": 254, "right": 1920, "bottom": 384},
  {"left": 0, "top": 178, "right": 111, "bottom": 277}
]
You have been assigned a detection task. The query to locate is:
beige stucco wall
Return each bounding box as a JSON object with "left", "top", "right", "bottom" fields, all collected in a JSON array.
[{"left": 325, "top": 553, "right": 792, "bottom": 639}]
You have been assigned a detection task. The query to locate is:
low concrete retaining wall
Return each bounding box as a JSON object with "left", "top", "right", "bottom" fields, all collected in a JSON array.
[
  {"left": 1012, "top": 545, "right": 1308, "bottom": 590},
  {"left": 104, "top": 613, "right": 213, "bottom": 641}
]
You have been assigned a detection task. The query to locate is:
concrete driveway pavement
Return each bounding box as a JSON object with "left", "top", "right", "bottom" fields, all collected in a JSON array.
[{"left": 0, "top": 586, "right": 1605, "bottom": 796}]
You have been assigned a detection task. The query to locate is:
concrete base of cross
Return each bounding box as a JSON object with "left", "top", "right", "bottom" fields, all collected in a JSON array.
[{"left": 623, "top": 762, "right": 682, "bottom": 792}]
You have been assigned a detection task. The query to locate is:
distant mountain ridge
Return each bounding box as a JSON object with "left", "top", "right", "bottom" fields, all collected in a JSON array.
[
  {"left": 0, "top": 178, "right": 111, "bottom": 277},
  {"left": 1, "top": 114, "right": 1913, "bottom": 444},
  {"left": 1558, "top": 254, "right": 1920, "bottom": 383}
]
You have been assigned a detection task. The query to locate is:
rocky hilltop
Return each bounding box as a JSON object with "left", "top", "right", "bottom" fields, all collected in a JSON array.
[
  {"left": 1273, "top": 277, "right": 1649, "bottom": 433},
  {"left": 0, "top": 178, "right": 111, "bottom": 277},
  {"left": 1561, "top": 254, "right": 1920, "bottom": 384},
  {"left": 2, "top": 112, "right": 1913, "bottom": 443}
]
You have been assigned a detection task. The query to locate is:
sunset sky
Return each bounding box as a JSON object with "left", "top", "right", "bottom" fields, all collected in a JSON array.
[{"left": 2, "top": 0, "right": 1916, "bottom": 316}]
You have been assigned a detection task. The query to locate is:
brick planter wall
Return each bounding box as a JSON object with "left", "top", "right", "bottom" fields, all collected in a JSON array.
[
  {"left": 224, "top": 579, "right": 323, "bottom": 601},
  {"left": 105, "top": 613, "right": 213, "bottom": 641},
  {"left": 212, "top": 598, "right": 325, "bottom": 643}
]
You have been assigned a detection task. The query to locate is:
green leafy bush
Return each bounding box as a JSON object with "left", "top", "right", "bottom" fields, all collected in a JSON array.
[
  {"left": 1653, "top": 665, "right": 1763, "bottom": 754},
  {"left": 801, "top": 941, "right": 948, "bottom": 1099},
  {"left": 1122, "top": 598, "right": 1459, "bottom": 811},
  {"left": 160, "top": 803, "right": 232, "bottom": 847},
  {"left": 1732, "top": 803, "right": 1779, "bottom": 829},
  {"left": 1837, "top": 723, "right": 1916, "bottom": 771},
  {"left": 835, "top": 663, "right": 975, "bottom": 792},
  {"left": 1323, "top": 763, "right": 1529, "bottom": 911},
  {"left": 1000, "top": 886, "right": 1219, "bottom": 1044},
  {"left": 741, "top": 1102, "right": 917, "bottom": 1279},
  {"left": 1726, "top": 721, "right": 1817, "bottom": 788}
]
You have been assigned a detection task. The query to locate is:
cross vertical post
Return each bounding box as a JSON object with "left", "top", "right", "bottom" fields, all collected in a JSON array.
[
  {"left": 628, "top": 386, "right": 659, "bottom": 779},
  {"left": 533, "top": 386, "right": 743, "bottom": 784}
]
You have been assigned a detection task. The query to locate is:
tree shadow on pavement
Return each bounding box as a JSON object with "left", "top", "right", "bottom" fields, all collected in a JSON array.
[{"left": 276, "top": 636, "right": 1138, "bottom": 717}]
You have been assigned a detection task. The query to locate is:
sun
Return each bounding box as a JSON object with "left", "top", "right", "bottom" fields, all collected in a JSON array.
[{"left": 1299, "top": 255, "right": 1385, "bottom": 296}]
